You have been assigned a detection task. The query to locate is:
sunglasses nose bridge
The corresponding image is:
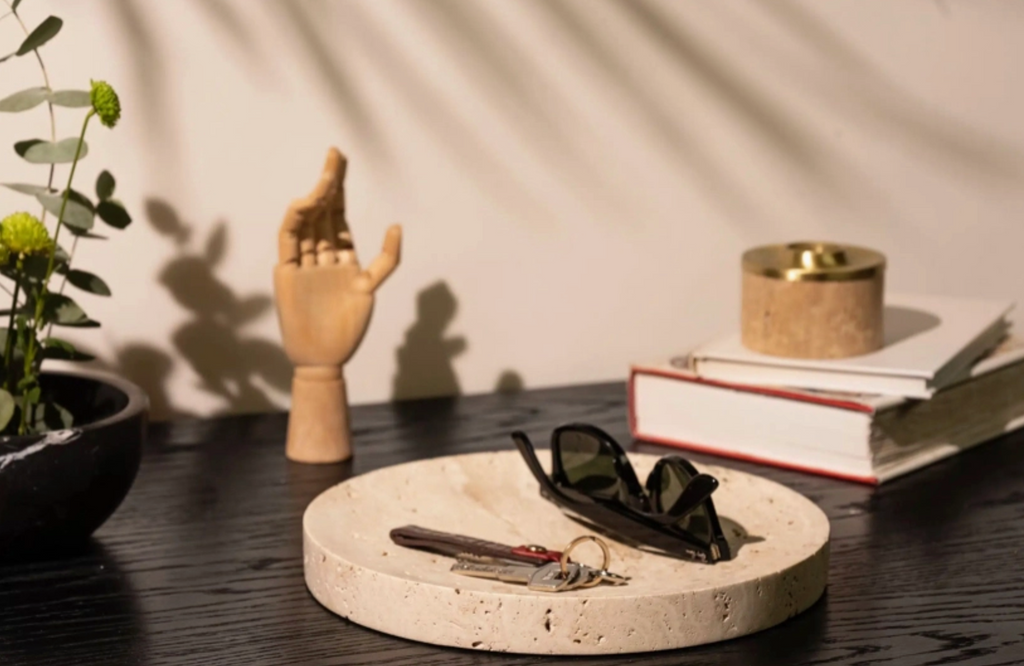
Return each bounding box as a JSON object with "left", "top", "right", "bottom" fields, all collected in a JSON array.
[
  {"left": 644, "top": 466, "right": 661, "bottom": 500},
  {"left": 622, "top": 489, "right": 651, "bottom": 513}
]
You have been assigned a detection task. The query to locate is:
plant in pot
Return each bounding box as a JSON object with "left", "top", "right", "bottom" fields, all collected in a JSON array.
[{"left": 0, "top": 4, "right": 147, "bottom": 559}]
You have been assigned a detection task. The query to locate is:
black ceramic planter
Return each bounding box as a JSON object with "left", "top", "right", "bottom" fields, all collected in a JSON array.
[{"left": 0, "top": 371, "right": 148, "bottom": 560}]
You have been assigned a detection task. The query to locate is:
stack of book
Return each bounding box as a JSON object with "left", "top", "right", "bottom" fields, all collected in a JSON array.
[{"left": 629, "top": 294, "right": 1024, "bottom": 484}]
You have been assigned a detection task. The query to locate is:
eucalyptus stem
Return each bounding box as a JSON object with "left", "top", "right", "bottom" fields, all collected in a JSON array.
[
  {"left": 43, "top": 109, "right": 94, "bottom": 292},
  {"left": 3, "top": 277, "right": 21, "bottom": 392},
  {"left": 5, "top": 1, "right": 58, "bottom": 223},
  {"left": 18, "top": 314, "right": 29, "bottom": 433},
  {"left": 17, "top": 109, "right": 93, "bottom": 433}
]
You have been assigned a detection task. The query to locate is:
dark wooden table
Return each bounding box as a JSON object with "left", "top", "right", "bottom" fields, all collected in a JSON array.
[{"left": 2, "top": 382, "right": 1023, "bottom": 665}]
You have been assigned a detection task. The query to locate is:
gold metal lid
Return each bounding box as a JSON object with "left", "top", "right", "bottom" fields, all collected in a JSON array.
[{"left": 742, "top": 242, "right": 886, "bottom": 282}]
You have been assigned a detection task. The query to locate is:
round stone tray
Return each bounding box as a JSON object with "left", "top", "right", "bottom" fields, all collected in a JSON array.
[{"left": 303, "top": 451, "right": 829, "bottom": 655}]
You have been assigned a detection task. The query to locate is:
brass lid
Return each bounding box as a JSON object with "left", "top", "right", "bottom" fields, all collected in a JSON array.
[{"left": 742, "top": 242, "right": 885, "bottom": 282}]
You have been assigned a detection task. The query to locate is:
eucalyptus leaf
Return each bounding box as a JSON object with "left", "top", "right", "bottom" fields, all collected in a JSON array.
[
  {"left": 49, "top": 89, "right": 90, "bottom": 108},
  {"left": 0, "top": 52, "right": 15, "bottom": 65},
  {"left": 67, "top": 188, "right": 95, "bottom": 210},
  {"left": 96, "top": 171, "right": 115, "bottom": 201},
  {"left": 12, "top": 0, "right": 23, "bottom": 12},
  {"left": 8, "top": 248, "right": 72, "bottom": 284},
  {"left": 0, "top": 329, "right": 25, "bottom": 372},
  {"left": 2, "top": 255, "right": 48, "bottom": 285},
  {"left": 15, "top": 137, "right": 88, "bottom": 164},
  {"left": 0, "top": 388, "right": 12, "bottom": 432},
  {"left": 67, "top": 228, "right": 107, "bottom": 240},
  {"left": 0, "top": 86, "right": 49, "bottom": 112},
  {"left": 66, "top": 269, "right": 111, "bottom": 296},
  {"left": 96, "top": 199, "right": 130, "bottom": 229},
  {"left": 16, "top": 16, "right": 62, "bottom": 55},
  {"left": 53, "top": 403, "right": 74, "bottom": 430},
  {"left": 28, "top": 400, "right": 73, "bottom": 433},
  {"left": 36, "top": 191, "right": 94, "bottom": 231},
  {"left": 9, "top": 251, "right": 68, "bottom": 286},
  {"left": 0, "top": 303, "right": 33, "bottom": 317},
  {"left": 205, "top": 224, "right": 227, "bottom": 265},
  {"left": 43, "top": 337, "right": 96, "bottom": 361},
  {"left": 2, "top": 182, "right": 53, "bottom": 196},
  {"left": 43, "top": 294, "right": 99, "bottom": 327}
]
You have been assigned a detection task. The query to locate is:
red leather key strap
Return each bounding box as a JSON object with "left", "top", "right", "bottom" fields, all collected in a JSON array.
[{"left": 510, "top": 545, "right": 562, "bottom": 563}]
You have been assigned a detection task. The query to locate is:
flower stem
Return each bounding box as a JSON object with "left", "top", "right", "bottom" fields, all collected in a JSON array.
[
  {"left": 17, "top": 110, "right": 93, "bottom": 433},
  {"left": 5, "top": 1, "right": 58, "bottom": 222},
  {"left": 43, "top": 109, "right": 94, "bottom": 291},
  {"left": 47, "top": 231, "right": 80, "bottom": 337},
  {"left": 3, "top": 277, "right": 20, "bottom": 392}
]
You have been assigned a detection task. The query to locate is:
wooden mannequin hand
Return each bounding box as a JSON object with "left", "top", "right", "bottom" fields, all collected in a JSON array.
[
  {"left": 273, "top": 147, "right": 401, "bottom": 463},
  {"left": 274, "top": 147, "right": 401, "bottom": 369}
]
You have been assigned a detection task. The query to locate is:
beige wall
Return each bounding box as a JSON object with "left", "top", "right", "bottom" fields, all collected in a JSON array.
[{"left": 1, "top": 0, "right": 1022, "bottom": 419}]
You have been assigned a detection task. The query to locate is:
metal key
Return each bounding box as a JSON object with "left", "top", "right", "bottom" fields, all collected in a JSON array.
[
  {"left": 451, "top": 560, "right": 584, "bottom": 592},
  {"left": 574, "top": 564, "right": 631, "bottom": 588}
]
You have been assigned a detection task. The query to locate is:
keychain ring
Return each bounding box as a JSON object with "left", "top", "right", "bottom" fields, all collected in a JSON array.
[{"left": 559, "top": 535, "right": 611, "bottom": 580}]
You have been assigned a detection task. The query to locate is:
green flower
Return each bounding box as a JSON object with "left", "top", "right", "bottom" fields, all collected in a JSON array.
[
  {"left": 0, "top": 243, "right": 9, "bottom": 266},
  {"left": 1, "top": 212, "right": 52, "bottom": 256},
  {"left": 90, "top": 79, "right": 121, "bottom": 128}
]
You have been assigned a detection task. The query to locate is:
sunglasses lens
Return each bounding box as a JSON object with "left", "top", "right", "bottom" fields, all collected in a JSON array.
[
  {"left": 656, "top": 461, "right": 690, "bottom": 513},
  {"left": 677, "top": 503, "right": 713, "bottom": 543},
  {"left": 557, "top": 430, "right": 622, "bottom": 499},
  {"left": 657, "top": 461, "right": 713, "bottom": 543}
]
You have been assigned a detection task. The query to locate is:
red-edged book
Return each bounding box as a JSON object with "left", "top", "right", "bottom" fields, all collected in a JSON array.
[{"left": 629, "top": 337, "right": 1024, "bottom": 484}]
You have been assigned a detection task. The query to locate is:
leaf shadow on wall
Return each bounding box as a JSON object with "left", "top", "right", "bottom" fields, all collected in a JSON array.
[
  {"left": 146, "top": 199, "right": 292, "bottom": 417},
  {"left": 105, "top": 0, "right": 1024, "bottom": 250},
  {"left": 87, "top": 341, "right": 183, "bottom": 421},
  {"left": 90, "top": 200, "right": 291, "bottom": 421},
  {"left": 182, "top": 0, "right": 1022, "bottom": 231}
]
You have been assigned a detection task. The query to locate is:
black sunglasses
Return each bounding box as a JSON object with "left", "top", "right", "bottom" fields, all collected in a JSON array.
[{"left": 513, "top": 423, "right": 731, "bottom": 563}]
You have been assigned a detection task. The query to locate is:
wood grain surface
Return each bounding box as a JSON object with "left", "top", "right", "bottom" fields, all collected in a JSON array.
[{"left": 1, "top": 382, "right": 1023, "bottom": 665}]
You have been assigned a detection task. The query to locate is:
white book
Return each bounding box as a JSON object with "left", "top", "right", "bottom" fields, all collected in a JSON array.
[
  {"left": 630, "top": 336, "right": 1024, "bottom": 484},
  {"left": 690, "top": 293, "right": 1014, "bottom": 398}
]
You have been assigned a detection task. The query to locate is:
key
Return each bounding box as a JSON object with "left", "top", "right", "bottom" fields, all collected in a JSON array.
[
  {"left": 554, "top": 534, "right": 630, "bottom": 588},
  {"left": 454, "top": 559, "right": 629, "bottom": 589},
  {"left": 450, "top": 560, "right": 584, "bottom": 592},
  {"left": 573, "top": 564, "right": 631, "bottom": 588}
]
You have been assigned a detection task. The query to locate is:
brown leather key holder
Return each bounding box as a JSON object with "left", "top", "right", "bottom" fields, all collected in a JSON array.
[{"left": 389, "top": 525, "right": 564, "bottom": 565}]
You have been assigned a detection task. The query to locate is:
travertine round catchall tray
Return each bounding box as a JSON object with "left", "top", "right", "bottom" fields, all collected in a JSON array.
[{"left": 303, "top": 451, "right": 830, "bottom": 655}]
